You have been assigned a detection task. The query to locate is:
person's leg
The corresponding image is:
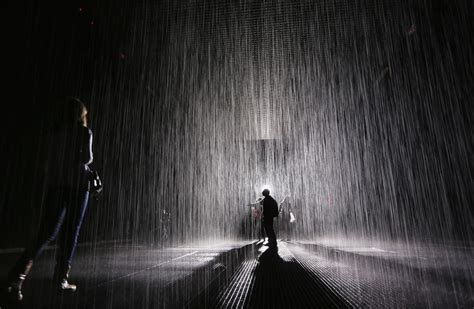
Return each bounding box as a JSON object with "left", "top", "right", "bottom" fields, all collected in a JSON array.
[
  {"left": 270, "top": 218, "right": 277, "bottom": 245},
  {"left": 7, "top": 189, "right": 66, "bottom": 300},
  {"left": 54, "top": 189, "right": 89, "bottom": 291},
  {"left": 263, "top": 218, "right": 277, "bottom": 247},
  {"left": 285, "top": 215, "right": 290, "bottom": 240},
  {"left": 23, "top": 208, "right": 66, "bottom": 261},
  {"left": 260, "top": 219, "right": 266, "bottom": 241},
  {"left": 288, "top": 222, "right": 292, "bottom": 241}
]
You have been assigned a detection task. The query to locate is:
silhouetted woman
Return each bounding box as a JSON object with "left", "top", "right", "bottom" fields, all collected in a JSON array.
[{"left": 6, "top": 97, "right": 94, "bottom": 301}]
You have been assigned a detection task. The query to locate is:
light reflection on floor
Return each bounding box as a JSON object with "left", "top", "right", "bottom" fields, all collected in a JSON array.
[{"left": 0, "top": 239, "right": 472, "bottom": 308}]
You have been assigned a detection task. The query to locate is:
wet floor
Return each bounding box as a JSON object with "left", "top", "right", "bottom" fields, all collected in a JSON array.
[{"left": 1, "top": 240, "right": 472, "bottom": 308}]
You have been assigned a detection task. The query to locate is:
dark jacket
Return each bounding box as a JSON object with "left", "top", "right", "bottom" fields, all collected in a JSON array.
[
  {"left": 262, "top": 195, "right": 279, "bottom": 218},
  {"left": 46, "top": 125, "right": 93, "bottom": 191}
]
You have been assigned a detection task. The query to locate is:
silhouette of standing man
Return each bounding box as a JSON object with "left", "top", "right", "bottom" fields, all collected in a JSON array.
[{"left": 261, "top": 189, "right": 279, "bottom": 248}]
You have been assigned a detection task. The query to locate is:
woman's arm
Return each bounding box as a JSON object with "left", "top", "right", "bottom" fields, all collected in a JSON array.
[
  {"left": 279, "top": 197, "right": 288, "bottom": 212},
  {"left": 81, "top": 128, "right": 93, "bottom": 165},
  {"left": 247, "top": 197, "right": 264, "bottom": 206}
]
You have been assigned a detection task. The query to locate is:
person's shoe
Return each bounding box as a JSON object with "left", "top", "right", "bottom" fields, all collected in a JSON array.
[
  {"left": 53, "top": 264, "right": 77, "bottom": 292},
  {"left": 6, "top": 259, "right": 33, "bottom": 301},
  {"left": 58, "top": 279, "right": 77, "bottom": 292}
]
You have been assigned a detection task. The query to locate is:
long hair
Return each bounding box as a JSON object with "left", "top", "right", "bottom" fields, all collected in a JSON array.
[
  {"left": 70, "top": 97, "right": 88, "bottom": 127},
  {"left": 53, "top": 97, "right": 88, "bottom": 129}
]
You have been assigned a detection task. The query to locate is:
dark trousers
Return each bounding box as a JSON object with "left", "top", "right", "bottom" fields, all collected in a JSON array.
[
  {"left": 20, "top": 187, "right": 90, "bottom": 267},
  {"left": 256, "top": 219, "right": 265, "bottom": 240},
  {"left": 263, "top": 217, "right": 277, "bottom": 246},
  {"left": 260, "top": 219, "right": 265, "bottom": 240}
]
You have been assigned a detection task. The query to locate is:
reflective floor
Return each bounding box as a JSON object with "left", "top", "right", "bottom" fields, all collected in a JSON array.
[{"left": 1, "top": 239, "right": 473, "bottom": 308}]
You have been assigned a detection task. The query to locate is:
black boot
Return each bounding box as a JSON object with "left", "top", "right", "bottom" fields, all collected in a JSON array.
[
  {"left": 6, "top": 259, "right": 34, "bottom": 301},
  {"left": 53, "top": 263, "right": 77, "bottom": 292}
]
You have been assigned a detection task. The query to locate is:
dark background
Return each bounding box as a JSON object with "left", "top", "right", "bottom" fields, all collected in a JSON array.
[
  {"left": 1, "top": 0, "right": 473, "bottom": 248},
  {"left": 2, "top": 0, "right": 136, "bottom": 247}
]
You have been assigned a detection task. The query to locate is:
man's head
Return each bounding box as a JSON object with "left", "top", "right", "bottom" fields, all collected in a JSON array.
[{"left": 262, "top": 189, "right": 270, "bottom": 197}]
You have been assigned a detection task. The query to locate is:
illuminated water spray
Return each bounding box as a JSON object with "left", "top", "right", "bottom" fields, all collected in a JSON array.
[{"left": 60, "top": 0, "right": 471, "bottom": 245}]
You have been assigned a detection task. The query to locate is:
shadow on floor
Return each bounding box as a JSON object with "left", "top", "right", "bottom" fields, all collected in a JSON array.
[{"left": 244, "top": 245, "right": 347, "bottom": 308}]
